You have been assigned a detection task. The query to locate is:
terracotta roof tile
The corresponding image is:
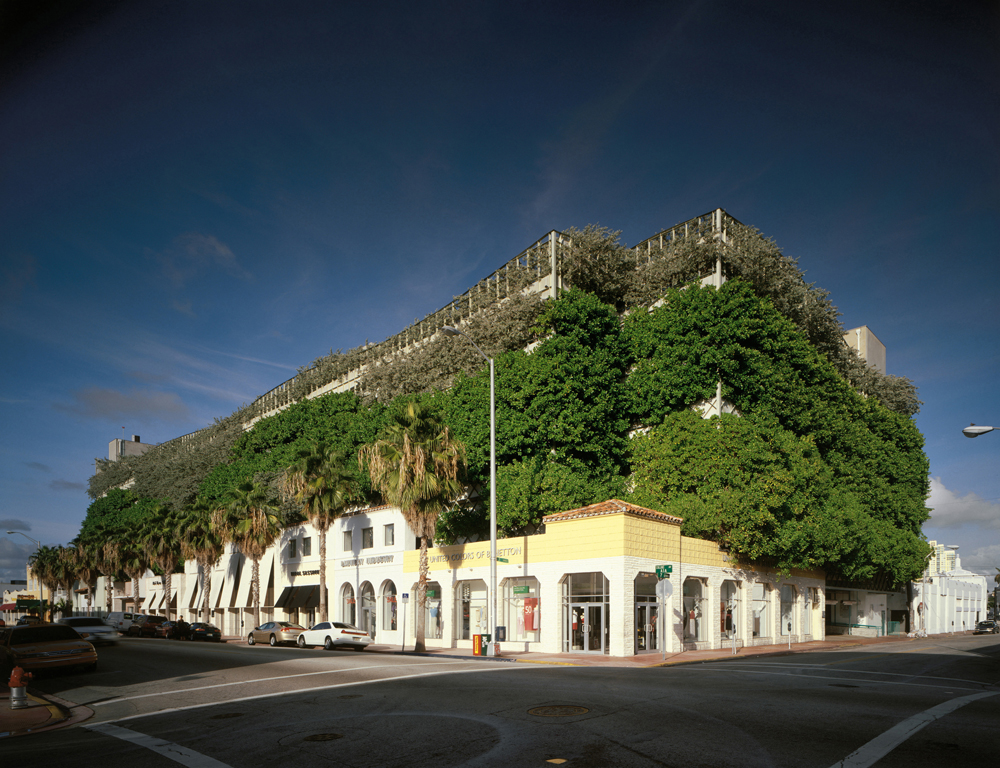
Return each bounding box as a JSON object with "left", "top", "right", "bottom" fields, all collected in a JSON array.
[{"left": 542, "top": 499, "right": 682, "bottom": 525}]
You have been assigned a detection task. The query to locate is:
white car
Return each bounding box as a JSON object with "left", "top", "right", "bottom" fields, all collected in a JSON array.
[
  {"left": 57, "top": 617, "right": 118, "bottom": 646},
  {"left": 296, "top": 621, "right": 371, "bottom": 651}
]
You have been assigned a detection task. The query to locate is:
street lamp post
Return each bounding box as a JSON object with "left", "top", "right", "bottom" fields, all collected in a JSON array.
[{"left": 441, "top": 325, "right": 497, "bottom": 654}]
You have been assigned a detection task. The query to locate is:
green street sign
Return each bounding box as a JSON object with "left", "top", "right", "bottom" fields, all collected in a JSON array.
[
  {"left": 512, "top": 585, "right": 530, "bottom": 594},
  {"left": 655, "top": 565, "right": 673, "bottom": 579},
  {"left": 497, "top": 558, "right": 509, "bottom": 563}
]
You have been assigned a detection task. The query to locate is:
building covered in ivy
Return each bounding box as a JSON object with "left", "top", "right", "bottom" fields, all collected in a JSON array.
[{"left": 76, "top": 208, "right": 934, "bottom": 654}]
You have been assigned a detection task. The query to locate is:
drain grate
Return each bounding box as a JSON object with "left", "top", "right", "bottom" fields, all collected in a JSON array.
[
  {"left": 338, "top": 694, "right": 362, "bottom": 699},
  {"left": 211, "top": 713, "right": 244, "bottom": 719},
  {"left": 304, "top": 733, "right": 344, "bottom": 741},
  {"left": 528, "top": 705, "right": 590, "bottom": 717},
  {"left": 828, "top": 684, "right": 859, "bottom": 689}
]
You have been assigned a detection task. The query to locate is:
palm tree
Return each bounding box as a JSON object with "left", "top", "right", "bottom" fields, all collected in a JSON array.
[
  {"left": 360, "top": 401, "right": 465, "bottom": 652},
  {"left": 71, "top": 538, "right": 101, "bottom": 615},
  {"left": 28, "top": 545, "right": 60, "bottom": 620},
  {"left": 105, "top": 532, "right": 149, "bottom": 617},
  {"left": 78, "top": 521, "right": 117, "bottom": 613},
  {"left": 212, "top": 480, "right": 283, "bottom": 628},
  {"left": 284, "top": 442, "right": 359, "bottom": 622},
  {"left": 178, "top": 499, "right": 225, "bottom": 623},
  {"left": 141, "top": 504, "right": 183, "bottom": 620}
]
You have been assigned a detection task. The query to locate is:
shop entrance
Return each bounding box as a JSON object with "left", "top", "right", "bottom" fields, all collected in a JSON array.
[
  {"left": 634, "top": 602, "right": 659, "bottom": 653},
  {"left": 569, "top": 603, "right": 605, "bottom": 653}
]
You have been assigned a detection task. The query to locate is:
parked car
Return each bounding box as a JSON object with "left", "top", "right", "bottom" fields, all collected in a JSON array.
[
  {"left": 16, "top": 615, "right": 42, "bottom": 626},
  {"left": 296, "top": 621, "right": 371, "bottom": 651},
  {"left": 247, "top": 621, "right": 306, "bottom": 647},
  {"left": 189, "top": 623, "right": 222, "bottom": 642},
  {"left": 105, "top": 612, "right": 135, "bottom": 633},
  {"left": 0, "top": 623, "right": 97, "bottom": 676},
  {"left": 57, "top": 617, "right": 118, "bottom": 646},
  {"left": 127, "top": 615, "right": 168, "bottom": 637},
  {"left": 974, "top": 620, "right": 998, "bottom": 635},
  {"left": 154, "top": 620, "right": 192, "bottom": 640}
]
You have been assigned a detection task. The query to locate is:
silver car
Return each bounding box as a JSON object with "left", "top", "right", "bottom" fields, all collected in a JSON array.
[{"left": 57, "top": 617, "right": 118, "bottom": 646}]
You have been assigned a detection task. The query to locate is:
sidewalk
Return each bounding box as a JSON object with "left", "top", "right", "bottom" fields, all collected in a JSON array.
[{"left": 0, "top": 632, "right": 925, "bottom": 738}]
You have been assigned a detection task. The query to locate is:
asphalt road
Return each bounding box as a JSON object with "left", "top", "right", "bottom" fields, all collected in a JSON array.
[{"left": 3, "top": 634, "right": 999, "bottom": 767}]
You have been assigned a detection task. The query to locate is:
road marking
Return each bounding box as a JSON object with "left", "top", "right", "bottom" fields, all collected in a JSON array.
[
  {"left": 714, "top": 661, "right": 991, "bottom": 686},
  {"left": 828, "top": 691, "right": 998, "bottom": 768},
  {"left": 86, "top": 722, "right": 233, "bottom": 768},
  {"left": 98, "top": 663, "right": 537, "bottom": 723},
  {"left": 695, "top": 666, "right": 987, "bottom": 691},
  {"left": 91, "top": 659, "right": 496, "bottom": 706}
]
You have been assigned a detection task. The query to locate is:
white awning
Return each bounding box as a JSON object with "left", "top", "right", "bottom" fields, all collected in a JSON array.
[
  {"left": 143, "top": 590, "right": 161, "bottom": 611},
  {"left": 180, "top": 572, "right": 198, "bottom": 610}
]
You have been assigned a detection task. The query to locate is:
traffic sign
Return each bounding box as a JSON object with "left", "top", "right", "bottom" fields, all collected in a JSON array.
[
  {"left": 655, "top": 564, "right": 673, "bottom": 579},
  {"left": 655, "top": 579, "right": 674, "bottom": 599},
  {"left": 497, "top": 557, "right": 508, "bottom": 563},
  {"left": 401, "top": 593, "right": 409, "bottom": 604}
]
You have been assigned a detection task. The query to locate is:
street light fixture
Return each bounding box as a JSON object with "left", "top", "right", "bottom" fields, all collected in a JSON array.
[
  {"left": 962, "top": 424, "right": 997, "bottom": 438},
  {"left": 441, "top": 324, "right": 498, "bottom": 654},
  {"left": 6, "top": 531, "right": 41, "bottom": 550}
]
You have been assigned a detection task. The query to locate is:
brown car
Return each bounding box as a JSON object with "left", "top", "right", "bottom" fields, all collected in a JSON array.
[{"left": 127, "top": 614, "right": 168, "bottom": 637}]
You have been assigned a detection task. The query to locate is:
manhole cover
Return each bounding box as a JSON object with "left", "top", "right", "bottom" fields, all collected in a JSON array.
[
  {"left": 304, "top": 733, "right": 344, "bottom": 742},
  {"left": 210, "top": 713, "right": 243, "bottom": 719},
  {"left": 528, "top": 705, "right": 590, "bottom": 717}
]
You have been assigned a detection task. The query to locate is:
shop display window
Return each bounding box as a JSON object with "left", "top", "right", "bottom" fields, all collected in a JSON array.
[
  {"left": 780, "top": 585, "right": 796, "bottom": 636},
  {"left": 341, "top": 583, "right": 356, "bottom": 626},
  {"left": 683, "top": 578, "right": 705, "bottom": 642},
  {"left": 421, "top": 582, "right": 443, "bottom": 639},
  {"left": 752, "top": 582, "right": 770, "bottom": 637},
  {"left": 502, "top": 577, "right": 540, "bottom": 643},
  {"left": 456, "top": 580, "right": 488, "bottom": 640},
  {"left": 382, "top": 582, "right": 397, "bottom": 631}
]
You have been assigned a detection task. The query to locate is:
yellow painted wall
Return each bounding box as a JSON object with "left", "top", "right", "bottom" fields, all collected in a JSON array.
[{"left": 406, "top": 512, "right": 688, "bottom": 572}]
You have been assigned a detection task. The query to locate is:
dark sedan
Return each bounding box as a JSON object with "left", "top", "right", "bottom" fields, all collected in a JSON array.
[
  {"left": 154, "top": 620, "right": 192, "bottom": 640},
  {"left": 974, "top": 620, "right": 998, "bottom": 635},
  {"left": 189, "top": 622, "right": 222, "bottom": 641}
]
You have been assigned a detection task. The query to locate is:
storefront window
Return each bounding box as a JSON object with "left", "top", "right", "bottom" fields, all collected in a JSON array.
[
  {"left": 381, "top": 582, "right": 397, "bottom": 631},
  {"left": 341, "top": 583, "right": 356, "bottom": 626},
  {"left": 422, "top": 582, "right": 443, "bottom": 640},
  {"left": 561, "top": 572, "right": 610, "bottom": 653},
  {"left": 456, "top": 580, "right": 488, "bottom": 640},
  {"left": 780, "top": 585, "right": 796, "bottom": 636},
  {"left": 360, "top": 582, "right": 376, "bottom": 638},
  {"left": 721, "top": 580, "right": 740, "bottom": 639},
  {"left": 683, "top": 578, "right": 705, "bottom": 642},
  {"left": 752, "top": 582, "right": 770, "bottom": 638},
  {"left": 502, "top": 577, "right": 540, "bottom": 644}
]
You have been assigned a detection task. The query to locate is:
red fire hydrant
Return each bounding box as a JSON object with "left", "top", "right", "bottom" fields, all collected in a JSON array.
[{"left": 9, "top": 666, "right": 32, "bottom": 710}]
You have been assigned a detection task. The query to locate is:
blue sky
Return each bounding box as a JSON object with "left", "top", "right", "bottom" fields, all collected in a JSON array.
[{"left": 1, "top": 1, "right": 997, "bottom": 581}]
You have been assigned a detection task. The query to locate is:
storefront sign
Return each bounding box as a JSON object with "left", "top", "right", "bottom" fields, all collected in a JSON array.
[
  {"left": 340, "top": 554, "right": 395, "bottom": 567},
  {"left": 429, "top": 546, "right": 522, "bottom": 564},
  {"left": 291, "top": 569, "right": 320, "bottom": 577}
]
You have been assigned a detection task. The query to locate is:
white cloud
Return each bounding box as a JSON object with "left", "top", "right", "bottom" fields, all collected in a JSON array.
[
  {"left": 961, "top": 543, "right": 1000, "bottom": 578},
  {"left": 926, "top": 476, "right": 1000, "bottom": 531},
  {"left": 155, "top": 232, "right": 252, "bottom": 288},
  {"left": 54, "top": 387, "right": 190, "bottom": 421}
]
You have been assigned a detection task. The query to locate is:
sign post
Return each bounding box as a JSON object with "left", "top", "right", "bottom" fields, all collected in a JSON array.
[
  {"left": 400, "top": 593, "right": 409, "bottom": 653},
  {"left": 655, "top": 577, "right": 674, "bottom": 661}
]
